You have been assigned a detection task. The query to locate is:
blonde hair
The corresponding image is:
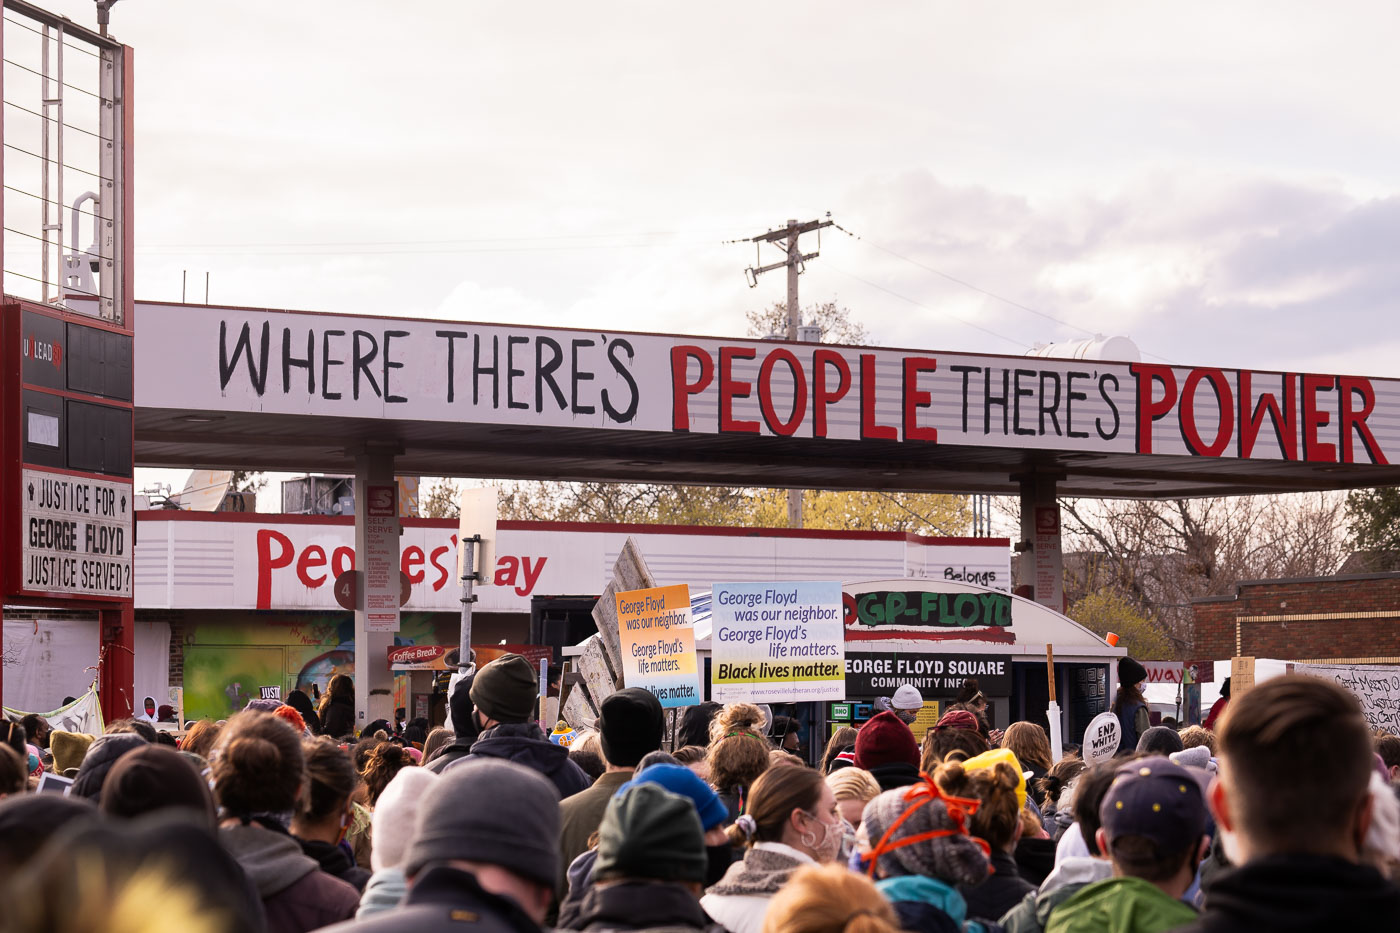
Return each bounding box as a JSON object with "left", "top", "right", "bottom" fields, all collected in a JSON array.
[
  {"left": 1178, "top": 725, "right": 1216, "bottom": 754},
  {"left": 825, "top": 767, "right": 880, "bottom": 805},
  {"left": 762, "top": 863, "right": 901, "bottom": 933}
]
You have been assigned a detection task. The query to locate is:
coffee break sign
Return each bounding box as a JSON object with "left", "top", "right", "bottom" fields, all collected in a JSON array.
[
  {"left": 138, "top": 302, "right": 1400, "bottom": 466},
  {"left": 21, "top": 469, "right": 132, "bottom": 598}
]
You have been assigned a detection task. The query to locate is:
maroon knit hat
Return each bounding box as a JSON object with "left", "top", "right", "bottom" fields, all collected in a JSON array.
[{"left": 855, "top": 711, "right": 919, "bottom": 770}]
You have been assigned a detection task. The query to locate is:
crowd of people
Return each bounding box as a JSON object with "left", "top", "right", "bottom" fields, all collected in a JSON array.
[{"left": 2, "top": 653, "right": 1399, "bottom": 933}]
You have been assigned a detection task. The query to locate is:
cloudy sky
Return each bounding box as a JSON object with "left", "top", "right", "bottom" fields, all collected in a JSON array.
[{"left": 12, "top": 1, "right": 1400, "bottom": 498}]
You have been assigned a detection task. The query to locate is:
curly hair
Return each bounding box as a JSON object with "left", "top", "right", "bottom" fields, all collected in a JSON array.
[
  {"left": 708, "top": 703, "right": 772, "bottom": 795},
  {"left": 361, "top": 740, "right": 410, "bottom": 806}
]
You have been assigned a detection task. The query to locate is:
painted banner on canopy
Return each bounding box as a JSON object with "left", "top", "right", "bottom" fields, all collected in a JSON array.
[
  {"left": 710, "top": 581, "right": 845, "bottom": 703},
  {"left": 136, "top": 302, "right": 1399, "bottom": 465}
]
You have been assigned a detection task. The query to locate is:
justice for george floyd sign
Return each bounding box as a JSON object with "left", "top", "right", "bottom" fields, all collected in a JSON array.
[
  {"left": 135, "top": 304, "right": 1398, "bottom": 466},
  {"left": 21, "top": 469, "right": 132, "bottom": 598}
]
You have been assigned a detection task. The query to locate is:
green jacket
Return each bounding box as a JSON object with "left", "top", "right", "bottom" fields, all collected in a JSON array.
[
  {"left": 1044, "top": 877, "right": 1197, "bottom": 933},
  {"left": 999, "top": 882, "right": 1089, "bottom": 933}
]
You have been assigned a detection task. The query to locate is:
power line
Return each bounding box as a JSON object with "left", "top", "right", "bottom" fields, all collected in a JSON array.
[
  {"left": 826, "top": 263, "right": 1027, "bottom": 351},
  {"left": 830, "top": 222, "right": 1177, "bottom": 364}
]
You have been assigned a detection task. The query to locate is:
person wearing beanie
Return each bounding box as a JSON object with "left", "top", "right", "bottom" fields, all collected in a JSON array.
[
  {"left": 70, "top": 732, "right": 147, "bottom": 800},
  {"left": 356, "top": 767, "right": 440, "bottom": 918},
  {"left": 49, "top": 729, "right": 95, "bottom": 778},
  {"left": 1203, "top": 676, "right": 1230, "bottom": 732},
  {"left": 559, "top": 763, "right": 735, "bottom": 927},
  {"left": 325, "top": 757, "right": 561, "bottom": 933},
  {"left": 858, "top": 763, "right": 992, "bottom": 933},
  {"left": 99, "top": 744, "right": 217, "bottom": 827},
  {"left": 855, "top": 711, "right": 921, "bottom": 792},
  {"left": 1113, "top": 657, "right": 1150, "bottom": 755},
  {"left": 856, "top": 762, "right": 991, "bottom": 930},
  {"left": 1136, "top": 725, "right": 1184, "bottom": 756},
  {"left": 558, "top": 688, "right": 666, "bottom": 890},
  {"left": 446, "top": 653, "right": 589, "bottom": 799},
  {"left": 559, "top": 783, "right": 719, "bottom": 933}
]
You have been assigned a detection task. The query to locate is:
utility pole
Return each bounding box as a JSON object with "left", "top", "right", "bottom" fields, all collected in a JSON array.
[{"left": 741, "top": 216, "right": 833, "bottom": 529}]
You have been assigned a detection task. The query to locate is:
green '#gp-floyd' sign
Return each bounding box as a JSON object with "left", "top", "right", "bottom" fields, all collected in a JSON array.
[{"left": 842, "top": 589, "right": 1013, "bottom": 640}]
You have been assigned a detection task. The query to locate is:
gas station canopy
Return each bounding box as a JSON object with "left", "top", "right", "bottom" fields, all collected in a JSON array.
[{"left": 133, "top": 300, "right": 1400, "bottom": 497}]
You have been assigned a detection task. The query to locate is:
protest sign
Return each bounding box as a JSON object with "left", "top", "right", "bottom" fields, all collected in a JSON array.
[
  {"left": 1083, "top": 710, "right": 1121, "bottom": 764},
  {"left": 711, "top": 581, "right": 845, "bottom": 703},
  {"left": 1294, "top": 662, "right": 1400, "bottom": 734},
  {"left": 615, "top": 583, "right": 701, "bottom": 708}
]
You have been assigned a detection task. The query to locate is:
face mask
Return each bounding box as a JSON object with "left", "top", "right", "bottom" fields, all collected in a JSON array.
[
  {"left": 895, "top": 710, "right": 919, "bottom": 726},
  {"left": 802, "top": 811, "right": 842, "bottom": 863},
  {"left": 706, "top": 844, "right": 734, "bottom": 886}
]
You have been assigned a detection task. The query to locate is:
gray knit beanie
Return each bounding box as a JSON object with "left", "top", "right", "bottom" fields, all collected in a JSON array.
[
  {"left": 861, "top": 785, "right": 989, "bottom": 886},
  {"left": 403, "top": 758, "right": 560, "bottom": 886}
]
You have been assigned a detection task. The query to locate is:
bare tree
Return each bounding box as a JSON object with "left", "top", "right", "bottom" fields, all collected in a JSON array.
[{"left": 1060, "top": 492, "right": 1348, "bottom": 655}]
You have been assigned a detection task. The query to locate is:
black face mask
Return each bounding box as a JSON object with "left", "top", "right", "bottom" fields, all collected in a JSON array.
[{"left": 706, "top": 844, "right": 734, "bottom": 886}]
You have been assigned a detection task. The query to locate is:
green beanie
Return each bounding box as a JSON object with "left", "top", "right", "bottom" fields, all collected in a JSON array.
[
  {"left": 595, "top": 783, "right": 705, "bottom": 884},
  {"left": 469, "top": 654, "right": 539, "bottom": 724}
]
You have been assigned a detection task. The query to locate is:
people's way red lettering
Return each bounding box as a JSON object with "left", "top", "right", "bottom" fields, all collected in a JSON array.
[{"left": 254, "top": 528, "right": 548, "bottom": 609}]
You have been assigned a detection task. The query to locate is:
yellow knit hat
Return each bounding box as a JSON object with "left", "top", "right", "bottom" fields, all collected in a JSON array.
[{"left": 960, "top": 747, "right": 1027, "bottom": 810}]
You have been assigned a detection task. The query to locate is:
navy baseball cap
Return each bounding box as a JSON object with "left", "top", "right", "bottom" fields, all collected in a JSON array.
[{"left": 1099, "top": 756, "right": 1209, "bottom": 854}]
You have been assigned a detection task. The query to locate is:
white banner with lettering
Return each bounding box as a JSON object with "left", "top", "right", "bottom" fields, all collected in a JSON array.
[{"left": 1294, "top": 662, "right": 1400, "bottom": 734}]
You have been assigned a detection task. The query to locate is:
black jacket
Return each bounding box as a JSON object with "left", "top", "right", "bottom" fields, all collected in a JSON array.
[
  {"left": 320, "top": 865, "right": 544, "bottom": 933},
  {"left": 962, "top": 850, "right": 1035, "bottom": 923},
  {"left": 319, "top": 698, "right": 357, "bottom": 740},
  {"left": 867, "top": 761, "right": 921, "bottom": 792},
  {"left": 562, "top": 879, "right": 722, "bottom": 933},
  {"left": 424, "top": 738, "right": 474, "bottom": 774},
  {"left": 297, "top": 837, "right": 371, "bottom": 892},
  {"left": 1176, "top": 853, "right": 1400, "bottom": 932},
  {"left": 449, "top": 722, "right": 589, "bottom": 799}
]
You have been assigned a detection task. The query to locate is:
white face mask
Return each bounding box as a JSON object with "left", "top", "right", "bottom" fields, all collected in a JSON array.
[{"left": 802, "top": 810, "right": 843, "bottom": 863}]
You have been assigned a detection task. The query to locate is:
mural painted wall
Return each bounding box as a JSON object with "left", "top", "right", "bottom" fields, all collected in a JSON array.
[{"left": 183, "top": 611, "right": 459, "bottom": 721}]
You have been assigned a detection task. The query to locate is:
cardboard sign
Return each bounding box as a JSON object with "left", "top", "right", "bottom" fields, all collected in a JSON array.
[
  {"left": 614, "top": 584, "right": 701, "bottom": 708},
  {"left": 1083, "top": 710, "right": 1121, "bottom": 764},
  {"left": 259, "top": 686, "right": 281, "bottom": 701},
  {"left": 710, "top": 581, "right": 845, "bottom": 704}
]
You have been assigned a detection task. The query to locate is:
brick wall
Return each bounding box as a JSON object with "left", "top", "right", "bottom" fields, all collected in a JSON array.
[{"left": 1193, "top": 573, "right": 1400, "bottom": 661}]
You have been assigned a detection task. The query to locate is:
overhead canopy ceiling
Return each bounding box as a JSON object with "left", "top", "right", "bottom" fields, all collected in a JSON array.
[{"left": 132, "top": 301, "right": 1400, "bottom": 499}]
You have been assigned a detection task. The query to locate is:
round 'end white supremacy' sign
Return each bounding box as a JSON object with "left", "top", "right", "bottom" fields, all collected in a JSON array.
[{"left": 1083, "top": 711, "right": 1121, "bottom": 765}]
